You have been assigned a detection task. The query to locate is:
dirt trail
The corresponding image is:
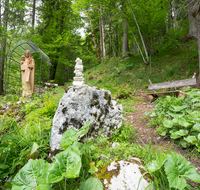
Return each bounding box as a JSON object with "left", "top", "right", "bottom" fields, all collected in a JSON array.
[{"left": 125, "top": 101, "right": 200, "bottom": 176}]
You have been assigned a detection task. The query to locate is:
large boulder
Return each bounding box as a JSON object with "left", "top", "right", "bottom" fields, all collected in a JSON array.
[
  {"left": 97, "top": 158, "right": 151, "bottom": 190},
  {"left": 50, "top": 85, "right": 123, "bottom": 153}
]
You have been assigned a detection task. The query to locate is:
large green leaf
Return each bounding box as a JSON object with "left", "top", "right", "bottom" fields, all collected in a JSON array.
[
  {"left": 47, "top": 143, "right": 81, "bottom": 183},
  {"left": 79, "top": 177, "right": 103, "bottom": 190},
  {"left": 60, "top": 119, "right": 93, "bottom": 149},
  {"left": 178, "top": 119, "right": 191, "bottom": 128},
  {"left": 184, "top": 136, "right": 197, "bottom": 144},
  {"left": 171, "top": 105, "right": 188, "bottom": 112},
  {"left": 12, "top": 159, "right": 51, "bottom": 190},
  {"left": 164, "top": 151, "right": 200, "bottom": 189},
  {"left": 193, "top": 123, "right": 200, "bottom": 132},
  {"left": 163, "top": 119, "right": 173, "bottom": 128},
  {"left": 170, "top": 129, "right": 188, "bottom": 139},
  {"left": 147, "top": 155, "right": 168, "bottom": 172}
]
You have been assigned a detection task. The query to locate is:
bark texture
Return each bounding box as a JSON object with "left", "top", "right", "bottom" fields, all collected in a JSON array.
[{"left": 0, "top": 0, "right": 9, "bottom": 94}]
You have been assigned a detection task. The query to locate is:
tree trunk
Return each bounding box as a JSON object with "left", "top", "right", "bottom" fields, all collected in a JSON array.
[
  {"left": 122, "top": 0, "right": 129, "bottom": 57},
  {"left": 32, "top": 0, "right": 36, "bottom": 29},
  {"left": 99, "top": 16, "right": 103, "bottom": 62},
  {"left": 168, "top": 0, "right": 172, "bottom": 30},
  {"left": 50, "top": 57, "right": 58, "bottom": 80},
  {"left": 188, "top": 0, "right": 197, "bottom": 39},
  {"left": 88, "top": 14, "right": 100, "bottom": 64},
  {"left": 126, "top": 0, "right": 149, "bottom": 64},
  {"left": 0, "top": 0, "right": 8, "bottom": 94},
  {"left": 192, "top": 2, "right": 200, "bottom": 76},
  {"left": 115, "top": 25, "right": 119, "bottom": 57},
  {"left": 172, "top": 0, "right": 177, "bottom": 30},
  {"left": 100, "top": 6, "right": 106, "bottom": 62}
]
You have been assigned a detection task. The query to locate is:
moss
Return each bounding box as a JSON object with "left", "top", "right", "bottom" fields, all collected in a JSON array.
[
  {"left": 104, "top": 92, "right": 109, "bottom": 100},
  {"left": 65, "top": 87, "right": 70, "bottom": 93},
  {"left": 98, "top": 113, "right": 103, "bottom": 121},
  {"left": 62, "top": 107, "right": 67, "bottom": 114},
  {"left": 104, "top": 92, "right": 111, "bottom": 105},
  {"left": 93, "top": 100, "right": 99, "bottom": 105},
  {"left": 95, "top": 159, "right": 151, "bottom": 189},
  {"left": 59, "top": 120, "right": 68, "bottom": 134}
]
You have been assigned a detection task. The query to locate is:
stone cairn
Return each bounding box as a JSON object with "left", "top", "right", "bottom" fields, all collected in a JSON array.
[{"left": 72, "top": 58, "right": 84, "bottom": 87}]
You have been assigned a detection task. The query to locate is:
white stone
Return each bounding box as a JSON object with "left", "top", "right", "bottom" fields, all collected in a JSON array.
[
  {"left": 112, "top": 142, "right": 120, "bottom": 148},
  {"left": 73, "top": 58, "right": 84, "bottom": 87},
  {"left": 50, "top": 85, "right": 123, "bottom": 154},
  {"left": 103, "top": 158, "right": 151, "bottom": 190}
]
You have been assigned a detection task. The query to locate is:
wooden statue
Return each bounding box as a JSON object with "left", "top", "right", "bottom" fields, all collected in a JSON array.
[{"left": 21, "top": 50, "right": 35, "bottom": 97}]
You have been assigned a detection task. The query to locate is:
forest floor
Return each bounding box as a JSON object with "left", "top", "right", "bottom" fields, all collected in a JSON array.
[{"left": 124, "top": 94, "right": 200, "bottom": 187}]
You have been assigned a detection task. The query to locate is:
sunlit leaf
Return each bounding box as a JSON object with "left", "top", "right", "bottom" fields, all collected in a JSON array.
[
  {"left": 47, "top": 143, "right": 81, "bottom": 183},
  {"left": 193, "top": 123, "right": 200, "bottom": 132},
  {"left": 163, "top": 119, "right": 173, "bottom": 128},
  {"left": 184, "top": 136, "right": 197, "bottom": 144},
  {"left": 79, "top": 177, "right": 103, "bottom": 190},
  {"left": 165, "top": 151, "right": 200, "bottom": 190},
  {"left": 147, "top": 155, "right": 168, "bottom": 172},
  {"left": 31, "top": 142, "right": 39, "bottom": 155},
  {"left": 12, "top": 159, "right": 51, "bottom": 190}
]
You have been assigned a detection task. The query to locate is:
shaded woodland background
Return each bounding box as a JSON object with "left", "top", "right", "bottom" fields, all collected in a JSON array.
[{"left": 0, "top": 0, "right": 200, "bottom": 94}]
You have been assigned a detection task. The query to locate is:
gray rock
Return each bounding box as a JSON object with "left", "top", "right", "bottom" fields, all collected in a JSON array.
[
  {"left": 50, "top": 85, "right": 123, "bottom": 153},
  {"left": 102, "top": 158, "right": 151, "bottom": 190},
  {"left": 112, "top": 142, "right": 120, "bottom": 148}
]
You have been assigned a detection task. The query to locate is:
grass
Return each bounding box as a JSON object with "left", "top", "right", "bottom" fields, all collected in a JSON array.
[{"left": 1, "top": 39, "right": 200, "bottom": 189}]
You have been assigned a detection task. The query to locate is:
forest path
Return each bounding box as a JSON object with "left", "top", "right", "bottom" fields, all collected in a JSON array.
[{"left": 124, "top": 99, "right": 200, "bottom": 178}]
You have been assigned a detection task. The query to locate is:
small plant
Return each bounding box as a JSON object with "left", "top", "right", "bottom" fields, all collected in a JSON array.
[
  {"left": 146, "top": 151, "right": 200, "bottom": 189},
  {"left": 150, "top": 88, "right": 200, "bottom": 151},
  {"left": 11, "top": 119, "right": 103, "bottom": 190},
  {"left": 112, "top": 122, "right": 136, "bottom": 143}
]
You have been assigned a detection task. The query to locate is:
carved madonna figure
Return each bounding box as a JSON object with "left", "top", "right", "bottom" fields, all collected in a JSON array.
[{"left": 21, "top": 50, "right": 35, "bottom": 97}]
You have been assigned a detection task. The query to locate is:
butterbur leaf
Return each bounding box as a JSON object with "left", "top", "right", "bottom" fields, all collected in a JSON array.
[
  {"left": 178, "top": 119, "right": 191, "bottom": 128},
  {"left": 79, "top": 177, "right": 103, "bottom": 190},
  {"left": 160, "top": 130, "right": 167, "bottom": 136},
  {"left": 31, "top": 142, "right": 39, "bottom": 155},
  {"left": 147, "top": 155, "right": 168, "bottom": 172},
  {"left": 164, "top": 151, "right": 200, "bottom": 189},
  {"left": 170, "top": 129, "right": 188, "bottom": 139},
  {"left": 12, "top": 159, "right": 51, "bottom": 190},
  {"left": 171, "top": 105, "right": 187, "bottom": 112},
  {"left": 180, "top": 139, "right": 188, "bottom": 148},
  {"left": 76, "top": 118, "right": 94, "bottom": 137},
  {"left": 60, "top": 127, "right": 77, "bottom": 149},
  {"left": 163, "top": 119, "right": 173, "bottom": 128},
  {"left": 47, "top": 144, "right": 81, "bottom": 183},
  {"left": 184, "top": 136, "right": 197, "bottom": 144},
  {"left": 60, "top": 119, "right": 93, "bottom": 149},
  {"left": 193, "top": 123, "right": 200, "bottom": 132}
]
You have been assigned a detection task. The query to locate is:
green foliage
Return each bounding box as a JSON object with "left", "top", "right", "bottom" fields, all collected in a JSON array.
[
  {"left": 147, "top": 151, "right": 200, "bottom": 189},
  {"left": 79, "top": 177, "right": 103, "bottom": 190},
  {"left": 112, "top": 122, "right": 136, "bottom": 143},
  {"left": 150, "top": 88, "right": 200, "bottom": 151},
  {"left": 11, "top": 119, "right": 103, "bottom": 190}
]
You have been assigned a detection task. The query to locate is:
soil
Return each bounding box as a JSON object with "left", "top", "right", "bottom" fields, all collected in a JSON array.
[{"left": 125, "top": 99, "right": 200, "bottom": 188}]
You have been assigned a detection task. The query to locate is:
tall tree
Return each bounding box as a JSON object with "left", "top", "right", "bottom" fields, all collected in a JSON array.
[
  {"left": 188, "top": 0, "right": 197, "bottom": 39},
  {"left": 192, "top": 1, "right": 200, "bottom": 78},
  {"left": 0, "top": 0, "right": 8, "bottom": 94},
  {"left": 32, "top": 0, "right": 36, "bottom": 29},
  {"left": 122, "top": 0, "right": 129, "bottom": 57}
]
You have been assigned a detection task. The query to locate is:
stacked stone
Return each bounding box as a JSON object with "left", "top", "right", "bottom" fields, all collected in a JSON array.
[{"left": 73, "top": 58, "right": 84, "bottom": 87}]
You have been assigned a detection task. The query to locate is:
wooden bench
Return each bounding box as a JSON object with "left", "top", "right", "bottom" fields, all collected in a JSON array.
[{"left": 145, "top": 73, "right": 197, "bottom": 102}]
